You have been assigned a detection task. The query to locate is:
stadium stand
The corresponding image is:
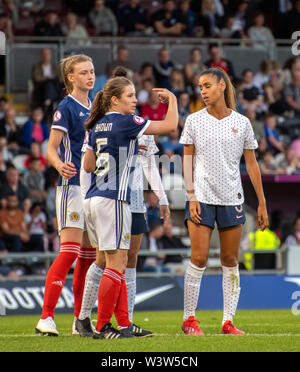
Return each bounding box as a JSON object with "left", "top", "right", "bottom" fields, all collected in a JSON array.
[{"left": 0, "top": 0, "right": 300, "bottom": 279}]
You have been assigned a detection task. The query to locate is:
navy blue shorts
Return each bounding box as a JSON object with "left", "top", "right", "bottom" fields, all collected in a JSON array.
[
  {"left": 184, "top": 201, "right": 246, "bottom": 229},
  {"left": 131, "top": 213, "right": 149, "bottom": 235}
]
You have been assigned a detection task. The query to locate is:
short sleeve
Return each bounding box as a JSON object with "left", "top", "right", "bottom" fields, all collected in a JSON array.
[
  {"left": 123, "top": 114, "right": 151, "bottom": 139},
  {"left": 244, "top": 119, "right": 258, "bottom": 150},
  {"left": 51, "top": 105, "right": 70, "bottom": 133},
  {"left": 179, "top": 116, "right": 194, "bottom": 145},
  {"left": 143, "top": 135, "right": 159, "bottom": 157}
]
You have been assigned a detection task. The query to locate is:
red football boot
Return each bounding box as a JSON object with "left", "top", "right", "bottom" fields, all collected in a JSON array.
[
  {"left": 182, "top": 316, "right": 204, "bottom": 335},
  {"left": 221, "top": 320, "right": 245, "bottom": 335}
]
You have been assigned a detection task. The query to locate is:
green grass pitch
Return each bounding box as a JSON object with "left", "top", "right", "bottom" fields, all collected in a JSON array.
[{"left": 0, "top": 309, "right": 299, "bottom": 352}]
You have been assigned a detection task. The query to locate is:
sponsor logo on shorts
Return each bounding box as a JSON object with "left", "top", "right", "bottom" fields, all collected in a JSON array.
[{"left": 70, "top": 212, "right": 80, "bottom": 222}]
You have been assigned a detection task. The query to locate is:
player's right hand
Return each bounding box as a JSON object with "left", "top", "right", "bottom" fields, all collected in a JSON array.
[
  {"left": 58, "top": 162, "right": 77, "bottom": 179},
  {"left": 189, "top": 199, "right": 202, "bottom": 224},
  {"left": 152, "top": 88, "right": 175, "bottom": 104}
]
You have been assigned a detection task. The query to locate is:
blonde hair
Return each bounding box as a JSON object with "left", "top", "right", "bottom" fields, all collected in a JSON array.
[
  {"left": 60, "top": 54, "right": 93, "bottom": 94},
  {"left": 199, "top": 68, "right": 236, "bottom": 111}
]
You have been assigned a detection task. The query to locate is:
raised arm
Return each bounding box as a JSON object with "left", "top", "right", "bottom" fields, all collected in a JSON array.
[{"left": 143, "top": 89, "right": 178, "bottom": 135}]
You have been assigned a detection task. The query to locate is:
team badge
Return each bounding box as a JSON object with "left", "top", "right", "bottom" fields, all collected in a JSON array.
[
  {"left": 70, "top": 212, "right": 80, "bottom": 222},
  {"left": 125, "top": 233, "right": 131, "bottom": 242},
  {"left": 133, "top": 115, "right": 146, "bottom": 125},
  {"left": 53, "top": 110, "right": 62, "bottom": 122}
]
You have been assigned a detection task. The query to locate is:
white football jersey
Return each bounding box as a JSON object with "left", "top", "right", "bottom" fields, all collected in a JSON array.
[
  {"left": 130, "top": 135, "right": 159, "bottom": 213},
  {"left": 179, "top": 108, "right": 258, "bottom": 205}
]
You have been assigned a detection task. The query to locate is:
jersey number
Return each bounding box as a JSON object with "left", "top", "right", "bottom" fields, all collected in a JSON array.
[{"left": 95, "top": 138, "right": 109, "bottom": 177}]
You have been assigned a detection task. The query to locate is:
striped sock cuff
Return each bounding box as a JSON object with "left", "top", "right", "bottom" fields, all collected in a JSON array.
[
  {"left": 103, "top": 268, "right": 122, "bottom": 284},
  {"left": 78, "top": 247, "right": 96, "bottom": 260},
  {"left": 60, "top": 242, "right": 81, "bottom": 255}
]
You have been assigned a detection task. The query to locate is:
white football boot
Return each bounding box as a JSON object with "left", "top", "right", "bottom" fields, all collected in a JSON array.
[{"left": 35, "top": 317, "right": 59, "bottom": 336}]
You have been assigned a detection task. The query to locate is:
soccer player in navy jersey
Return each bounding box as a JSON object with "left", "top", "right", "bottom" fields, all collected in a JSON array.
[
  {"left": 35, "top": 54, "right": 96, "bottom": 336},
  {"left": 76, "top": 68, "right": 170, "bottom": 338},
  {"left": 83, "top": 74, "right": 178, "bottom": 339}
]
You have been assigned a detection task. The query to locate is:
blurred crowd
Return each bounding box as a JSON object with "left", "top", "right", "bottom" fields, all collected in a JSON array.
[
  {"left": 1, "top": 0, "right": 300, "bottom": 277},
  {"left": 0, "top": 0, "right": 299, "bottom": 41}
]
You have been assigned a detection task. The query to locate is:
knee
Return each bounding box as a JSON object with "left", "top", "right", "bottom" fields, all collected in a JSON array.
[
  {"left": 220, "top": 253, "right": 238, "bottom": 267},
  {"left": 191, "top": 253, "right": 208, "bottom": 268}
]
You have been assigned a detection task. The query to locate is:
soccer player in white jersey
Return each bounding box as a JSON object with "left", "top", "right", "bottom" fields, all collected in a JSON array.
[
  {"left": 180, "top": 68, "right": 269, "bottom": 335},
  {"left": 35, "top": 55, "right": 96, "bottom": 336},
  {"left": 83, "top": 75, "right": 178, "bottom": 339}
]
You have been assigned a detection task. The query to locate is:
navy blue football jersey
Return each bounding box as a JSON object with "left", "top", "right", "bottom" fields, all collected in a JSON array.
[
  {"left": 85, "top": 112, "right": 151, "bottom": 202},
  {"left": 51, "top": 95, "right": 91, "bottom": 186}
]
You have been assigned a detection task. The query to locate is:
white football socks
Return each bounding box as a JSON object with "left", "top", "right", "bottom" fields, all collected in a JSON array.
[
  {"left": 183, "top": 262, "right": 206, "bottom": 321},
  {"left": 222, "top": 265, "right": 241, "bottom": 325},
  {"left": 125, "top": 268, "right": 136, "bottom": 323},
  {"left": 78, "top": 262, "right": 103, "bottom": 320}
]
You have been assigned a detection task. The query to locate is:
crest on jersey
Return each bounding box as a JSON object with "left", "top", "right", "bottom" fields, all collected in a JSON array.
[
  {"left": 70, "top": 212, "right": 80, "bottom": 222},
  {"left": 53, "top": 110, "right": 62, "bottom": 122},
  {"left": 133, "top": 115, "right": 146, "bottom": 125}
]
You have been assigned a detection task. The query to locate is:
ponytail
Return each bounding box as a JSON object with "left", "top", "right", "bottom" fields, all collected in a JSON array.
[
  {"left": 199, "top": 68, "right": 236, "bottom": 111},
  {"left": 85, "top": 90, "right": 110, "bottom": 131}
]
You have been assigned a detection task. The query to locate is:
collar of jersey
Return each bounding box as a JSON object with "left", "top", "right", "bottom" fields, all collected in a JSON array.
[
  {"left": 205, "top": 107, "right": 233, "bottom": 122},
  {"left": 68, "top": 94, "right": 92, "bottom": 110},
  {"left": 105, "top": 111, "right": 121, "bottom": 115}
]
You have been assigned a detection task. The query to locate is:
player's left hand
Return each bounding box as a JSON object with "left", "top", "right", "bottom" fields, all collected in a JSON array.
[
  {"left": 138, "top": 144, "right": 148, "bottom": 155},
  {"left": 257, "top": 204, "right": 269, "bottom": 231},
  {"left": 160, "top": 204, "right": 170, "bottom": 228}
]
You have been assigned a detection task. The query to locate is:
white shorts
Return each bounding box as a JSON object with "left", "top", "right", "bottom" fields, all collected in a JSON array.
[
  {"left": 56, "top": 185, "right": 85, "bottom": 233},
  {"left": 84, "top": 196, "right": 132, "bottom": 251}
]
